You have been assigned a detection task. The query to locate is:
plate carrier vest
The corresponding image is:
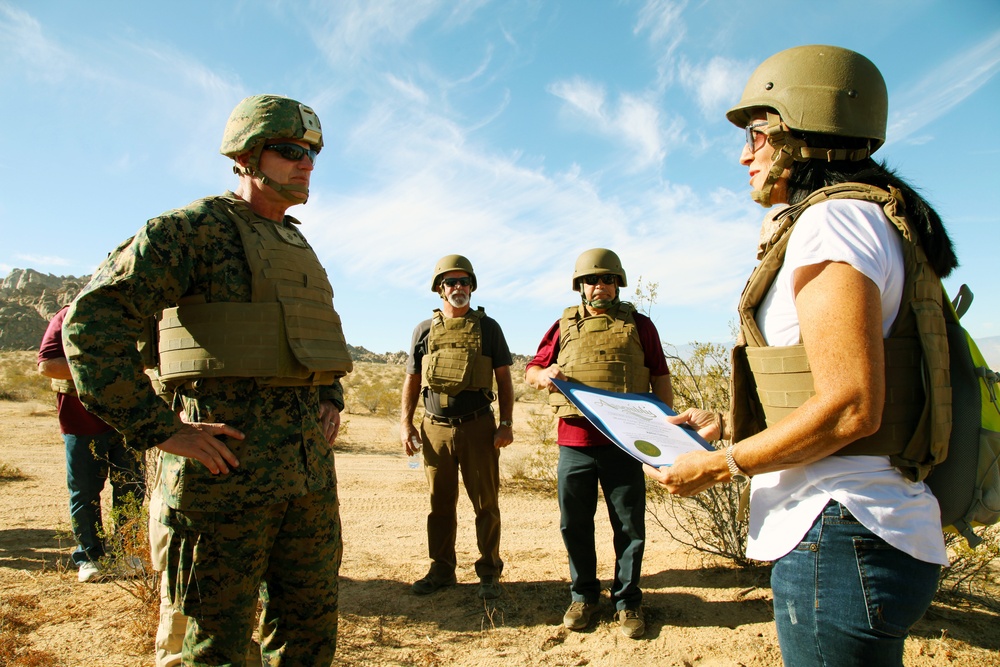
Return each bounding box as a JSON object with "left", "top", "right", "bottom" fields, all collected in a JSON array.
[
  {"left": 730, "top": 183, "right": 951, "bottom": 482},
  {"left": 421, "top": 307, "right": 494, "bottom": 407},
  {"left": 155, "top": 195, "right": 353, "bottom": 388},
  {"left": 549, "top": 302, "right": 651, "bottom": 419}
]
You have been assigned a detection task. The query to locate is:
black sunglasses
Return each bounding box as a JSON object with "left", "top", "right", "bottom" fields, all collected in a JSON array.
[
  {"left": 264, "top": 142, "right": 318, "bottom": 164},
  {"left": 582, "top": 274, "right": 617, "bottom": 286},
  {"left": 442, "top": 277, "right": 472, "bottom": 288}
]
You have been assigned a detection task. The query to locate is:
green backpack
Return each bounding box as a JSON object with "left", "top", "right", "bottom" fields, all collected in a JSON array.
[{"left": 925, "top": 285, "right": 1000, "bottom": 547}]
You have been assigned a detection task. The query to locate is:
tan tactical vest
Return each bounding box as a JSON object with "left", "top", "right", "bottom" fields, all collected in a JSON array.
[
  {"left": 421, "top": 307, "right": 494, "bottom": 406},
  {"left": 156, "top": 196, "right": 353, "bottom": 387},
  {"left": 730, "top": 183, "right": 951, "bottom": 481},
  {"left": 549, "top": 302, "right": 651, "bottom": 419}
]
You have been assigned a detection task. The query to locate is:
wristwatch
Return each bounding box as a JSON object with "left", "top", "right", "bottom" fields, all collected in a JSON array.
[
  {"left": 499, "top": 420, "right": 513, "bottom": 428},
  {"left": 725, "top": 446, "right": 749, "bottom": 484}
]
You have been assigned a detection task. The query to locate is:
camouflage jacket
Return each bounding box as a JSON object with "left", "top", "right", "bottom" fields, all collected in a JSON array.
[{"left": 63, "top": 192, "right": 345, "bottom": 512}]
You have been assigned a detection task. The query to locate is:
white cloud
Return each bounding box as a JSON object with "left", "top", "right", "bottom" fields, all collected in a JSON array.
[
  {"left": 634, "top": 0, "right": 688, "bottom": 88},
  {"left": 16, "top": 253, "right": 72, "bottom": 267},
  {"left": 677, "top": 55, "right": 750, "bottom": 118},
  {"left": 888, "top": 30, "right": 1000, "bottom": 144},
  {"left": 548, "top": 78, "right": 666, "bottom": 169}
]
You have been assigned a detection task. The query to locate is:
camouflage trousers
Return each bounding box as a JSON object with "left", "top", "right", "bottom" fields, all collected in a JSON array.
[{"left": 162, "top": 485, "right": 342, "bottom": 666}]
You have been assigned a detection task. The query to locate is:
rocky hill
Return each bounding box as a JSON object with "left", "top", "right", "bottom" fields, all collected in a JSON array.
[
  {"left": 0, "top": 269, "right": 90, "bottom": 350},
  {"left": 0, "top": 268, "right": 412, "bottom": 362}
]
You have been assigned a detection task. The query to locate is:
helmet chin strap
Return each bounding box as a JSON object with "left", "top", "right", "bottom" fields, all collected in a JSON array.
[
  {"left": 234, "top": 144, "right": 310, "bottom": 204},
  {"left": 752, "top": 111, "right": 873, "bottom": 208},
  {"left": 580, "top": 285, "right": 619, "bottom": 310},
  {"left": 751, "top": 112, "right": 805, "bottom": 208}
]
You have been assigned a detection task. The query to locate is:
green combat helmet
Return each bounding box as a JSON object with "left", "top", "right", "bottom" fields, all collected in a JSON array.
[
  {"left": 573, "top": 248, "right": 625, "bottom": 310},
  {"left": 220, "top": 94, "right": 323, "bottom": 203},
  {"left": 726, "top": 45, "right": 888, "bottom": 207},
  {"left": 431, "top": 254, "right": 478, "bottom": 292}
]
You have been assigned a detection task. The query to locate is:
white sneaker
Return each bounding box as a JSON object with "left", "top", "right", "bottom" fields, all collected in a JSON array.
[{"left": 77, "top": 561, "right": 102, "bottom": 583}]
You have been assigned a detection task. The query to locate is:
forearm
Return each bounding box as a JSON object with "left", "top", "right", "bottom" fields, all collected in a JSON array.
[
  {"left": 732, "top": 389, "right": 881, "bottom": 476},
  {"left": 37, "top": 357, "right": 73, "bottom": 380},
  {"left": 400, "top": 373, "right": 421, "bottom": 427},
  {"left": 495, "top": 366, "right": 514, "bottom": 422}
]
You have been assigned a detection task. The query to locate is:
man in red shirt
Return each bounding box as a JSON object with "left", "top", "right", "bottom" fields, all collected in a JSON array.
[
  {"left": 37, "top": 305, "right": 145, "bottom": 582},
  {"left": 525, "top": 248, "right": 673, "bottom": 639}
]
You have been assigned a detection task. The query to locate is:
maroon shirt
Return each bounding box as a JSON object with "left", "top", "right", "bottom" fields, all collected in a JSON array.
[
  {"left": 38, "top": 306, "right": 112, "bottom": 436},
  {"left": 527, "top": 308, "right": 670, "bottom": 447}
]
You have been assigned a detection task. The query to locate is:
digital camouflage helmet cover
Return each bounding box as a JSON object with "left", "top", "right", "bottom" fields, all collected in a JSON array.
[{"left": 221, "top": 94, "right": 323, "bottom": 203}]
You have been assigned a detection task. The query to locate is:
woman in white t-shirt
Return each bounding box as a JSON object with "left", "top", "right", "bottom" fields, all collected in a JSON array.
[{"left": 644, "top": 45, "right": 958, "bottom": 667}]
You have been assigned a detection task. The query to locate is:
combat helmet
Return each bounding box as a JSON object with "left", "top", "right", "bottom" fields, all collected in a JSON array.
[
  {"left": 220, "top": 94, "right": 323, "bottom": 203},
  {"left": 726, "top": 45, "right": 887, "bottom": 207},
  {"left": 431, "top": 254, "right": 477, "bottom": 292},
  {"left": 572, "top": 248, "right": 627, "bottom": 290}
]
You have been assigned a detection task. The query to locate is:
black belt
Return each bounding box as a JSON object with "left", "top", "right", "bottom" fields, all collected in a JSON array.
[{"left": 427, "top": 405, "right": 493, "bottom": 427}]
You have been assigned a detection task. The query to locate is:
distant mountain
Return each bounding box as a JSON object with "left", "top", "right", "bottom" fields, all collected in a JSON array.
[
  {"left": 0, "top": 269, "right": 89, "bottom": 350},
  {"left": 2, "top": 268, "right": 996, "bottom": 371}
]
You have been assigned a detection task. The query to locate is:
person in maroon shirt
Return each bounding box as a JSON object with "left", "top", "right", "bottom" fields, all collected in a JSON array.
[
  {"left": 37, "top": 305, "right": 145, "bottom": 582},
  {"left": 525, "top": 249, "right": 673, "bottom": 640}
]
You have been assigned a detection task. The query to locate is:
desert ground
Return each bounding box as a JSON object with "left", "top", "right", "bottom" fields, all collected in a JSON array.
[{"left": 2, "top": 385, "right": 999, "bottom": 666}]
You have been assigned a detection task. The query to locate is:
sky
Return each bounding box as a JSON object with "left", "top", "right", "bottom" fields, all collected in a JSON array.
[{"left": 2, "top": 0, "right": 999, "bottom": 357}]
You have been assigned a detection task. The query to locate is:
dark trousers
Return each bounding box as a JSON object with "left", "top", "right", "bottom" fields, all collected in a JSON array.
[
  {"left": 64, "top": 429, "right": 145, "bottom": 565},
  {"left": 557, "top": 444, "right": 645, "bottom": 611},
  {"left": 421, "top": 412, "right": 502, "bottom": 579}
]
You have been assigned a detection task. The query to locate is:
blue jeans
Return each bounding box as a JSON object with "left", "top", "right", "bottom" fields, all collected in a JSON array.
[
  {"left": 557, "top": 444, "right": 645, "bottom": 611},
  {"left": 771, "top": 501, "right": 940, "bottom": 667},
  {"left": 65, "top": 430, "right": 145, "bottom": 565}
]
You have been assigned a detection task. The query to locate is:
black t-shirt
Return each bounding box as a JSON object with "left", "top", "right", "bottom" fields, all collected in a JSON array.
[{"left": 406, "top": 310, "right": 513, "bottom": 417}]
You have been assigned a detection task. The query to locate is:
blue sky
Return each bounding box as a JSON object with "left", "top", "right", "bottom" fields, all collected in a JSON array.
[{"left": 2, "top": 1, "right": 998, "bottom": 357}]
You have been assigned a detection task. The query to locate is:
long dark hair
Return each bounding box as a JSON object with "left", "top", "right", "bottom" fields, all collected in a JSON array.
[{"left": 785, "top": 133, "right": 958, "bottom": 278}]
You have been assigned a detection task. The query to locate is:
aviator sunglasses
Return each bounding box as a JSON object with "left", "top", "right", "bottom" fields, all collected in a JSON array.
[
  {"left": 582, "top": 274, "right": 617, "bottom": 286},
  {"left": 441, "top": 277, "right": 472, "bottom": 288},
  {"left": 264, "top": 142, "right": 318, "bottom": 164}
]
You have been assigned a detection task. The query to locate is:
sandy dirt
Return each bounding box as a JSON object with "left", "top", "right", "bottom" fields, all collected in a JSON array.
[{"left": 1, "top": 399, "right": 998, "bottom": 666}]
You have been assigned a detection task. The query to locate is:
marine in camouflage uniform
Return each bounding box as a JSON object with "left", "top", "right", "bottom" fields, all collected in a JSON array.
[{"left": 63, "top": 95, "right": 352, "bottom": 667}]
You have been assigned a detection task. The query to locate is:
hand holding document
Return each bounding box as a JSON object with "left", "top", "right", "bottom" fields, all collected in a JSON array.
[{"left": 551, "top": 378, "right": 713, "bottom": 467}]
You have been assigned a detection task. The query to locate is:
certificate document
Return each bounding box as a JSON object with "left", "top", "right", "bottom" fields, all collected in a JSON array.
[{"left": 551, "top": 378, "right": 714, "bottom": 467}]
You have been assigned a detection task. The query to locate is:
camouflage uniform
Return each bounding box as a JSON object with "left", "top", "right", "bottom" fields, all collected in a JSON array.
[{"left": 64, "top": 192, "right": 344, "bottom": 666}]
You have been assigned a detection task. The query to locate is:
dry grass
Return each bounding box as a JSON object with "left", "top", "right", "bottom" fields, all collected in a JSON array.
[
  {"left": 0, "top": 594, "right": 62, "bottom": 667},
  {"left": 0, "top": 351, "right": 49, "bottom": 404}
]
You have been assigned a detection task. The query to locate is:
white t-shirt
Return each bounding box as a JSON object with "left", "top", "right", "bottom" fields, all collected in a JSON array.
[{"left": 745, "top": 198, "right": 949, "bottom": 566}]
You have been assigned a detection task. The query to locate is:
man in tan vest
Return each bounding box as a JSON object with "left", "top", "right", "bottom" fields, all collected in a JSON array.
[
  {"left": 525, "top": 248, "right": 673, "bottom": 639},
  {"left": 400, "top": 254, "right": 514, "bottom": 600}
]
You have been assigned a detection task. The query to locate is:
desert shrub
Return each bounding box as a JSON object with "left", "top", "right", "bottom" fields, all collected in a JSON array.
[
  {"left": 646, "top": 338, "right": 756, "bottom": 566},
  {"left": 342, "top": 362, "right": 406, "bottom": 418},
  {"left": 938, "top": 525, "right": 1000, "bottom": 610},
  {"left": 0, "top": 351, "right": 50, "bottom": 403},
  {"left": 0, "top": 461, "right": 28, "bottom": 482},
  {"left": 510, "top": 358, "right": 545, "bottom": 404},
  {"left": 506, "top": 408, "right": 559, "bottom": 494}
]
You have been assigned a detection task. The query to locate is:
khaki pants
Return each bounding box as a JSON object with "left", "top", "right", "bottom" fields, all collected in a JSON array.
[{"left": 421, "top": 412, "right": 503, "bottom": 580}]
